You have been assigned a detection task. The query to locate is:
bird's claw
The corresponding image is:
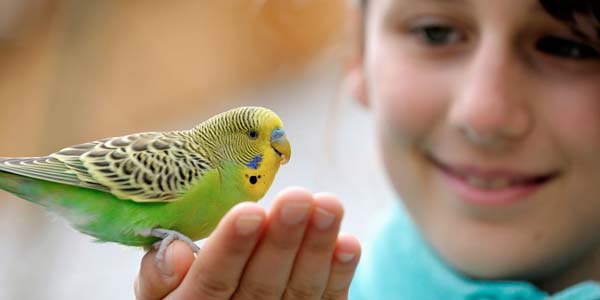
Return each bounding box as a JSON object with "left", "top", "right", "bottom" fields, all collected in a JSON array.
[{"left": 149, "top": 228, "right": 200, "bottom": 263}]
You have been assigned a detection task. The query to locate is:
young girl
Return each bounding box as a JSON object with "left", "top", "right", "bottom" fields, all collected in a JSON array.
[{"left": 134, "top": 0, "right": 600, "bottom": 299}]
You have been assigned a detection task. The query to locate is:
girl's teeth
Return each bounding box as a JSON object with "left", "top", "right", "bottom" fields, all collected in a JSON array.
[
  {"left": 489, "top": 178, "right": 510, "bottom": 189},
  {"left": 467, "top": 176, "right": 488, "bottom": 188},
  {"left": 465, "top": 176, "right": 512, "bottom": 189}
]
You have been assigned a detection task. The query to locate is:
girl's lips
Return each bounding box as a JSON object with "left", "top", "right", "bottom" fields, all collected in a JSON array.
[{"left": 427, "top": 154, "right": 560, "bottom": 206}]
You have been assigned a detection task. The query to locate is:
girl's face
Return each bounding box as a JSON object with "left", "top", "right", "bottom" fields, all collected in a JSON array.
[{"left": 351, "top": 0, "right": 600, "bottom": 287}]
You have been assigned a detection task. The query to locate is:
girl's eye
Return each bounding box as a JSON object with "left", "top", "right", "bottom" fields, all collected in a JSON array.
[
  {"left": 247, "top": 130, "right": 258, "bottom": 139},
  {"left": 536, "top": 36, "right": 600, "bottom": 59},
  {"left": 409, "top": 24, "right": 463, "bottom": 46}
]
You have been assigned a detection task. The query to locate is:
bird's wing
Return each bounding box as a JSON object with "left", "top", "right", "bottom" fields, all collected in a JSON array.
[
  {"left": 0, "top": 138, "right": 109, "bottom": 191},
  {"left": 0, "top": 156, "right": 107, "bottom": 190},
  {"left": 0, "top": 132, "right": 213, "bottom": 202}
]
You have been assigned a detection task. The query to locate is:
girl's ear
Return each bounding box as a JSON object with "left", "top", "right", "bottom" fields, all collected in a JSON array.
[
  {"left": 346, "top": 57, "right": 368, "bottom": 107},
  {"left": 344, "top": 6, "right": 369, "bottom": 107}
]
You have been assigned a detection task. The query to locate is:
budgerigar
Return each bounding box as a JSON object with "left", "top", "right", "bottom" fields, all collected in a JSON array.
[{"left": 0, "top": 106, "right": 290, "bottom": 260}]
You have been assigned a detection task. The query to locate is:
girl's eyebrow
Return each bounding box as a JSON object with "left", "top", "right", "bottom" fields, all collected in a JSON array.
[
  {"left": 410, "top": 0, "right": 470, "bottom": 6},
  {"left": 388, "top": 0, "right": 472, "bottom": 11},
  {"left": 406, "top": 0, "right": 541, "bottom": 13},
  {"left": 427, "top": 0, "right": 478, "bottom": 6}
]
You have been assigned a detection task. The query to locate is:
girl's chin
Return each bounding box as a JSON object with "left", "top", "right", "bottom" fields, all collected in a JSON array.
[
  {"left": 423, "top": 221, "right": 577, "bottom": 283},
  {"left": 431, "top": 240, "right": 550, "bottom": 280}
]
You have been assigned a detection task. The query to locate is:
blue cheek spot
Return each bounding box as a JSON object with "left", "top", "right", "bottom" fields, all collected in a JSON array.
[{"left": 246, "top": 154, "right": 263, "bottom": 169}]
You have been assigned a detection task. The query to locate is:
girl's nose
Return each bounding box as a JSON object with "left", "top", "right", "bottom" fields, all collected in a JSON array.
[{"left": 448, "top": 38, "right": 532, "bottom": 149}]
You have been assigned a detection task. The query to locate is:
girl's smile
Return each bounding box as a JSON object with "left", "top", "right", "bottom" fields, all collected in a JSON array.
[{"left": 426, "top": 152, "right": 561, "bottom": 206}]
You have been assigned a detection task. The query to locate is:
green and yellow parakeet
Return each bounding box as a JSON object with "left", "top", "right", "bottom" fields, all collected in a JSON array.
[{"left": 0, "top": 106, "right": 290, "bottom": 259}]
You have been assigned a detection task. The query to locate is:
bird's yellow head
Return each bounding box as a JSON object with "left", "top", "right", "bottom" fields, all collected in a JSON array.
[{"left": 194, "top": 106, "right": 291, "bottom": 201}]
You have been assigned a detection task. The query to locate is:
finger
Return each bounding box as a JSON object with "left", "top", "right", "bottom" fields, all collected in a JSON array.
[
  {"left": 168, "top": 202, "right": 266, "bottom": 300},
  {"left": 135, "top": 240, "right": 195, "bottom": 300},
  {"left": 323, "top": 233, "right": 361, "bottom": 300},
  {"left": 233, "top": 187, "right": 314, "bottom": 300},
  {"left": 283, "top": 193, "right": 344, "bottom": 300}
]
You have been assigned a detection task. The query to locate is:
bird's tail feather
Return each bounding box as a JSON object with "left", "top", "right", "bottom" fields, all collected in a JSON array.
[
  {"left": 0, "top": 171, "right": 36, "bottom": 202},
  {"left": 0, "top": 171, "right": 63, "bottom": 213},
  {"left": 0, "top": 170, "right": 102, "bottom": 228}
]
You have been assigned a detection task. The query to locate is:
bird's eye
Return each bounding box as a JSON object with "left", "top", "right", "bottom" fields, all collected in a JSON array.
[{"left": 247, "top": 130, "right": 258, "bottom": 139}]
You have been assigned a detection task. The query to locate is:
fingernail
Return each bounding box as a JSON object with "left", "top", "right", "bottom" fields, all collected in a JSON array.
[
  {"left": 236, "top": 214, "right": 264, "bottom": 236},
  {"left": 281, "top": 202, "right": 311, "bottom": 225},
  {"left": 336, "top": 251, "right": 356, "bottom": 263},
  {"left": 158, "top": 244, "right": 175, "bottom": 276},
  {"left": 313, "top": 207, "right": 336, "bottom": 230}
]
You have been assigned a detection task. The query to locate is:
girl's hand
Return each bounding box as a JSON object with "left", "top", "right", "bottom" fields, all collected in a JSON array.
[{"left": 134, "top": 187, "right": 361, "bottom": 300}]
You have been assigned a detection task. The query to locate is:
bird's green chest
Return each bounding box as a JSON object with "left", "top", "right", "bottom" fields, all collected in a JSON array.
[{"left": 83, "top": 165, "right": 252, "bottom": 246}]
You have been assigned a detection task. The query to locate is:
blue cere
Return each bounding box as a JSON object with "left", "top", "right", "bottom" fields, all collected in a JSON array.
[
  {"left": 271, "top": 128, "right": 285, "bottom": 141},
  {"left": 247, "top": 154, "right": 263, "bottom": 169}
]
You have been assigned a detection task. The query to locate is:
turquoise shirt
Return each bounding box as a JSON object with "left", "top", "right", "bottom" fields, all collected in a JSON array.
[{"left": 349, "top": 203, "right": 600, "bottom": 300}]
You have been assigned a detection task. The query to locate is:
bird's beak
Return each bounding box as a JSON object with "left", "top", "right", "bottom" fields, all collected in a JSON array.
[{"left": 271, "top": 128, "right": 291, "bottom": 165}]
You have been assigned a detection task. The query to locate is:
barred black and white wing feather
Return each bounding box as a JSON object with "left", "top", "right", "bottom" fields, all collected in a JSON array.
[{"left": 0, "top": 131, "right": 213, "bottom": 202}]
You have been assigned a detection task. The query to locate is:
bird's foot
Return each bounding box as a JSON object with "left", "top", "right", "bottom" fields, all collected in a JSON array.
[{"left": 149, "top": 228, "right": 200, "bottom": 263}]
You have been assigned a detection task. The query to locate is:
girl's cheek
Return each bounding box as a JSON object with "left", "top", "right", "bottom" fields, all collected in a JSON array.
[
  {"left": 368, "top": 54, "right": 448, "bottom": 145},
  {"left": 541, "top": 86, "right": 600, "bottom": 159}
]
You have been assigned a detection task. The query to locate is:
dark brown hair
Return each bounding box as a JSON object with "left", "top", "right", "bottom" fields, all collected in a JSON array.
[
  {"left": 540, "top": 0, "right": 600, "bottom": 23},
  {"left": 540, "top": 0, "right": 600, "bottom": 39},
  {"left": 359, "top": 0, "right": 600, "bottom": 37}
]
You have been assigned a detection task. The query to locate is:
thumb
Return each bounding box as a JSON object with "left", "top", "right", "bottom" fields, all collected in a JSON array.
[{"left": 135, "top": 240, "right": 195, "bottom": 300}]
